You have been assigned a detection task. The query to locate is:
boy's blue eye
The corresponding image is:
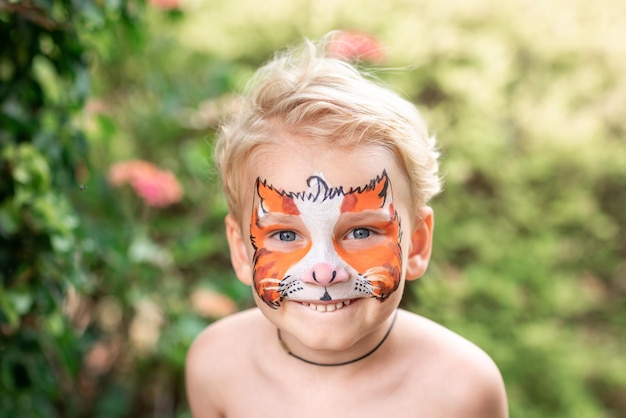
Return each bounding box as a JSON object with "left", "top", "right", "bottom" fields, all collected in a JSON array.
[
  {"left": 349, "top": 228, "right": 371, "bottom": 240},
  {"left": 277, "top": 231, "right": 297, "bottom": 241}
]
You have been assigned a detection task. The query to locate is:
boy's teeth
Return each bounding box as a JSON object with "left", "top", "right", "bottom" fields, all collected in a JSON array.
[{"left": 304, "top": 300, "right": 351, "bottom": 312}]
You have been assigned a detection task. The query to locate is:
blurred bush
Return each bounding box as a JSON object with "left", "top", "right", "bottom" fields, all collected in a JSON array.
[
  {"left": 1, "top": 0, "right": 625, "bottom": 417},
  {"left": 0, "top": 1, "right": 123, "bottom": 416}
]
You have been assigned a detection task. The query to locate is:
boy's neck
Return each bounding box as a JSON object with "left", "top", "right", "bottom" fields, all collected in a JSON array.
[{"left": 276, "top": 310, "right": 398, "bottom": 367}]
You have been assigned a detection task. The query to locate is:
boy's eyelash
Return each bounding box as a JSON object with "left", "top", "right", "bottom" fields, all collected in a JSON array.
[
  {"left": 270, "top": 230, "right": 298, "bottom": 241},
  {"left": 346, "top": 227, "right": 376, "bottom": 239}
]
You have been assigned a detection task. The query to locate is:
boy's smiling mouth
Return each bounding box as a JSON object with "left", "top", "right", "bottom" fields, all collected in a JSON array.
[{"left": 298, "top": 299, "right": 353, "bottom": 312}]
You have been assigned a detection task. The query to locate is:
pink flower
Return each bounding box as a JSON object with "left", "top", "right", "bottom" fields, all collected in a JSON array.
[
  {"left": 108, "top": 160, "right": 153, "bottom": 186},
  {"left": 326, "top": 31, "right": 385, "bottom": 63},
  {"left": 108, "top": 160, "right": 183, "bottom": 207},
  {"left": 190, "top": 288, "right": 237, "bottom": 318},
  {"left": 84, "top": 99, "right": 108, "bottom": 115},
  {"left": 149, "top": 0, "right": 180, "bottom": 10}
]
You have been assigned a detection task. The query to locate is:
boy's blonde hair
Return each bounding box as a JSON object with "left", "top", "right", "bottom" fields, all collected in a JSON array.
[{"left": 214, "top": 34, "right": 441, "bottom": 222}]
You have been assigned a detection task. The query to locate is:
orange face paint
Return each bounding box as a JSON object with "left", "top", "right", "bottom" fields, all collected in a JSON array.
[{"left": 249, "top": 171, "right": 402, "bottom": 308}]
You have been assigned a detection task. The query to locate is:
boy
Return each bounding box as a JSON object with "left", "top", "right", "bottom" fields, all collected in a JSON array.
[{"left": 185, "top": 35, "right": 508, "bottom": 418}]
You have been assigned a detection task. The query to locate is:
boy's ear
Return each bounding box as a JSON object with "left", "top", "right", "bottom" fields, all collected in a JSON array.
[
  {"left": 405, "top": 206, "right": 434, "bottom": 281},
  {"left": 225, "top": 214, "right": 252, "bottom": 286}
]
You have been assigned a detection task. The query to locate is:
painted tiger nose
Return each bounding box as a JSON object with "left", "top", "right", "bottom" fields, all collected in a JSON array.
[{"left": 305, "top": 263, "right": 349, "bottom": 286}]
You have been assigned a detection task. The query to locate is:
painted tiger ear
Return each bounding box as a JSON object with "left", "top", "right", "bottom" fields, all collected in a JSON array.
[
  {"left": 341, "top": 170, "right": 391, "bottom": 213},
  {"left": 256, "top": 178, "right": 299, "bottom": 215},
  {"left": 373, "top": 170, "right": 391, "bottom": 202}
]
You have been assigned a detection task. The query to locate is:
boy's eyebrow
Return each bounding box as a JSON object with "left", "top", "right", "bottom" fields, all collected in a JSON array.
[
  {"left": 337, "top": 209, "right": 393, "bottom": 225},
  {"left": 257, "top": 212, "right": 301, "bottom": 227}
]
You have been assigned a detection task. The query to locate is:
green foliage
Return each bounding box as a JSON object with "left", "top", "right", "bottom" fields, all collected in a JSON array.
[
  {"left": 0, "top": 1, "right": 144, "bottom": 416},
  {"left": 2, "top": 0, "right": 625, "bottom": 417},
  {"left": 391, "top": 6, "right": 626, "bottom": 416}
]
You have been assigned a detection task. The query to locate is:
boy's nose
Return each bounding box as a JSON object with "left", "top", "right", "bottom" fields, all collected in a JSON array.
[{"left": 303, "top": 263, "right": 349, "bottom": 286}]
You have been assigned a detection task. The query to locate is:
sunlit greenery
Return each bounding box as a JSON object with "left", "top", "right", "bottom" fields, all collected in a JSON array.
[{"left": 1, "top": 0, "right": 625, "bottom": 416}]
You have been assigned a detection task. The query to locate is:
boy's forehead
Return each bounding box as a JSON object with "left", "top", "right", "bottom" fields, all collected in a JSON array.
[{"left": 241, "top": 138, "right": 411, "bottom": 208}]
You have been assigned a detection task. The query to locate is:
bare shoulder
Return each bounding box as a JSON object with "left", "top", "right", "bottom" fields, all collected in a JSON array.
[
  {"left": 185, "top": 308, "right": 269, "bottom": 418},
  {"left": 186, "top": 308, "right": 266, "bottom": 360},
  {"left": 397, "top": 310, "right": 509, "bottom": 417}
]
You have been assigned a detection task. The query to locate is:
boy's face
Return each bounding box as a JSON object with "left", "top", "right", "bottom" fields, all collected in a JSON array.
[
  {"left": 250, "top": 169, "right": 402, "bottom": 309},
  {"left": 228, "top": 135, "right": 433, "bottom": 352}
]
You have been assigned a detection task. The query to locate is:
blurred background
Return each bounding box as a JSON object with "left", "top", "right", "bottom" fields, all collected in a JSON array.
[{"left": 1, "top": 0, "right": 625, "bottom": 417}]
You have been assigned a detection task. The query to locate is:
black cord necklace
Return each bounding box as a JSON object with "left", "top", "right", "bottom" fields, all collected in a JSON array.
[{"left": 276, "top": 310, "right": 398, "bottom": 367}]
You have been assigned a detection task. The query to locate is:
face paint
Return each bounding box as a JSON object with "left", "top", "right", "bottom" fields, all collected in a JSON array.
[{"left": 249, "top": 171, "right": 402, "bottom": 308}]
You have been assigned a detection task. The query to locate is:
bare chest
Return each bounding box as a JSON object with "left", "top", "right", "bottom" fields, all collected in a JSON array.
[
  {"left": 220, "top": 365, "right": 441, "bottom": 418},
  {"left": 225, "top": 385, "right": 409, "bottom": 417}
]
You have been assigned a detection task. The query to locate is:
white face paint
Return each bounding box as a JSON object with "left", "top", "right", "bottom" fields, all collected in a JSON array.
[{"left": 249, "top": 171, "right": 403, "bottom": 308}]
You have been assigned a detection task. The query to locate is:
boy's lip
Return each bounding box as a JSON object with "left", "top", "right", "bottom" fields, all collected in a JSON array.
[{"left": 295, "top": 299, "right": 356, "bottom": 312}]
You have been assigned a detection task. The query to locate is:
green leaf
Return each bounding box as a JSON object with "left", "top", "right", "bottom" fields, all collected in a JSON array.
[
  {"left": 129, "top": 234, "right": 173, "bottom": 267},
  {"left": 0, "top": 203, "right": 20, "bottom": 236},
  {"left": 0, "top": 288, "right": 20, "bottom": 329}
]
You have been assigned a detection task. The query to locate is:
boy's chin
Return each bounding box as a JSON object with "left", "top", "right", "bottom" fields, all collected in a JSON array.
[{"left": 277, "top": 303, "right": 397, "bottom": 356}]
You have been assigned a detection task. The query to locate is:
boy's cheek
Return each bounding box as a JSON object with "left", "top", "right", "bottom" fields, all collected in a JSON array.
[
  {"left": 337, "top": 220, "right": 402, "bottom": 269},
  {"left": 342, "top": 242, "right": 401, "bottom": 274},
  {"left": 251, "top": 245, "right": 312, "bottom": 306}
]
